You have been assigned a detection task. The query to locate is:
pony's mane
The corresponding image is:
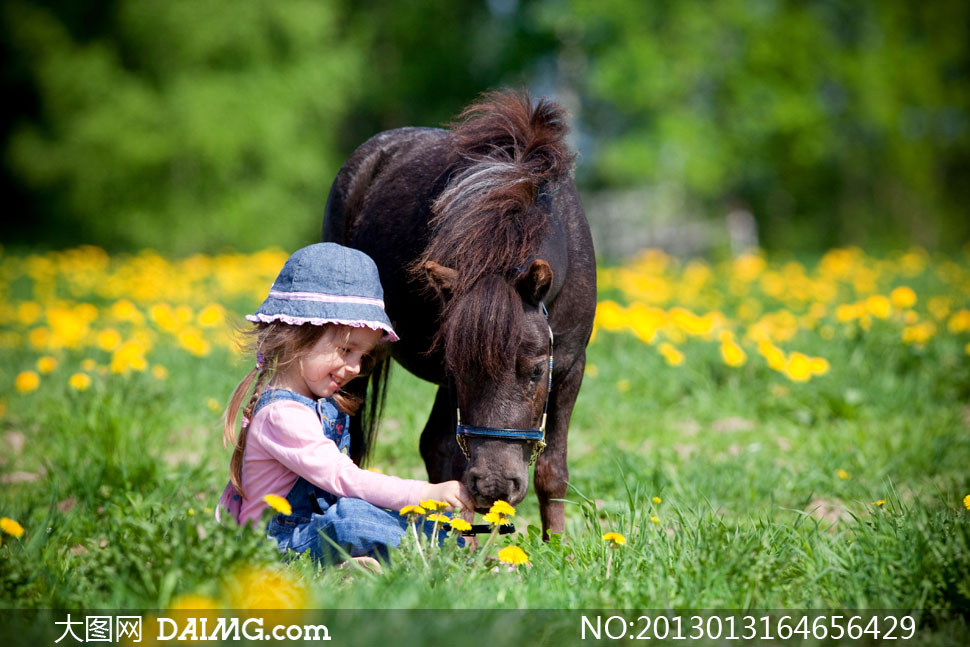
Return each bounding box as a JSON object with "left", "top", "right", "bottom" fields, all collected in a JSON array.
[
  {"left": 414, "top": 89, "right": 575, "bottom": 296},
  {"left": 440, "top": 275, "right": 523, "bottom": 380}
]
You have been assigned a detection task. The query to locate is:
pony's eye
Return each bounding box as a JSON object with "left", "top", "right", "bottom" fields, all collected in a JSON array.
[{"left": 530, "top": 363, "right": 544, "bottom": 382}]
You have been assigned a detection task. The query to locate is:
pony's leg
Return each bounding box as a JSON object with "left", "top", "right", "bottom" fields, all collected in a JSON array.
[
  {"left": 419, "top": 385, "right": 464, "bottom": 483},
  {"left": 535, "top": 351, "right": 586, "bottom": 539}
]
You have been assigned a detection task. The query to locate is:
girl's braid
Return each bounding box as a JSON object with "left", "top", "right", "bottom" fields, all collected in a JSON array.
[
  {"left": 241, "top": 367, "right": 271, "bottom": 429},
  {"left": 229, "top": 365, "right": 271, "bottom": 498}
]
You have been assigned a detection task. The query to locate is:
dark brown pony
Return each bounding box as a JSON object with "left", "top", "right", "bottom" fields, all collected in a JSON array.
[{"left": 323, "top": 90, "right": 596, "bottom": 537}]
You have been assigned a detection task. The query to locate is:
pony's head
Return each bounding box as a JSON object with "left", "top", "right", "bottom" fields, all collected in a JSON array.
[
  {"left": 412, "top": 89, "right": 574, "bottom": 508},
  {"left": 425, "top": 259, "right": 554, "bottom": 508}
]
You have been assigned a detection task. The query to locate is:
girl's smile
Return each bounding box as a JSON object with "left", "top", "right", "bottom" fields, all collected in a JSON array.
[{"left": 276, "top": 326, "right": 383, "bottom": 399}]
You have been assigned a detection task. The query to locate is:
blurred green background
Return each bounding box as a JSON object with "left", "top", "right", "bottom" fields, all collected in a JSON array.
[{"left": 2, "top": 0, "right": 968, "bottom": 256}]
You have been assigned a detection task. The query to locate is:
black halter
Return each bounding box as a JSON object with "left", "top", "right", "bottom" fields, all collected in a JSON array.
[{"left": 456, "top": 303, "right": 554, "bottom": 466}]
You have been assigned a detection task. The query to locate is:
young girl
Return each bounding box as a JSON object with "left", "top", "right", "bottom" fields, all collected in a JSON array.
[{"left": 216, "top": 242, "right": 472, "bottom": 566}]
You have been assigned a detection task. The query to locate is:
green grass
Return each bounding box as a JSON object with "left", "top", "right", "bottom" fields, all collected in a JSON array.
[{"left": 1, "top": 251, "right": 969, "bottom": 645}]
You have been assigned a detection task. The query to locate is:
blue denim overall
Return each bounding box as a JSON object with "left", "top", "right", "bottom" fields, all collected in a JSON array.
[{"left": 257, "top": 389, "right": 450, "bottom": 565}]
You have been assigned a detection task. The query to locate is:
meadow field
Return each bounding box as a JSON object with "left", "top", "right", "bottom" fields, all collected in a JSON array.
[{"left": 1, "top": 245, "right": 968, "bottom": 638}]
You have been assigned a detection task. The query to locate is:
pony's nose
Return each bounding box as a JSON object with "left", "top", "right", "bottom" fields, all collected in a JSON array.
[{"left": 469, "top": 469, "right": 524, "bottom": 505}]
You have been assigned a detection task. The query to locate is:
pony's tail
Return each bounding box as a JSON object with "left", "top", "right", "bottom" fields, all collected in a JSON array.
[
  {"left": 348, "top": 353, "right": 391, "bottom": 467},
  {"left": 224, "top": 366, "right": 270, "bottom": 499}
]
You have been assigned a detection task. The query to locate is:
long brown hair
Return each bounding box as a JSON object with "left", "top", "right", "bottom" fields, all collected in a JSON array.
[{"left": 222, "top": 321, "right": 364, "bottom": 499}]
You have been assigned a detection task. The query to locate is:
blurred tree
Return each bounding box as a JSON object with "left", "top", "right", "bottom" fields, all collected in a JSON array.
[
  {"left": 3, "top": 0, "right": 364, "bottom": 253},
  {"left": 2, "top": 0, "right": 967, "bottom": 254},
  {"left": 335, "top": 0, "right": 556, "bottom": 149},
  {"left": 535, "top": 0, "right": 970, "bottom": 250}
]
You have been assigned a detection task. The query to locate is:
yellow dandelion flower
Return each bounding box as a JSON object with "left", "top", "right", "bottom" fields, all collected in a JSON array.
[
  {"left": 483, "top": 511, "right": 509, "bottom": 526},
  {"left": 902, "top": 322, "right": 936, "bottom": 345},
  {"left": 448, "top": 518, "right": 472, "bottom": 532},
  {"left": 808, "top": 356, "right": 830, "bottom": 376},
  {"left": 224, "top": 565, "right": 309, "bottom": 609},
  {"left": 948, "top": 309, "right": 970, "bottom": 334},
  {"left": 585, "top": 363, "right": 599, "bottom": 378},
  {"left": 757, "top": 341, "right": 787, "bottom": 371},
  {"left": 81, "top": 358, "right": 97, "bottom": 371},
  {"left": 650, "top": 516, "right": 659, "bottom": 524},
  {"left": 865, "top": 295, "right": 891, "bottom": 319},
  {"left": 835, "top": 303, "right": 861, "bottom": 323},
  {"left": 964, "top": 494, "right": 970, "bottom": 511},
  {"left": 28, "top": 327, "right": 50, "bottom": 350},
  {"left": 426, "top": 513, "right": 451, "bottom": 524},
  {"left": 206, "top": 398, "right": 221, "bottom": 412},
  {"left": 420, "top": 499, "right": 446, "bottom": 511},
  {"left": 0, "top": 517, "right": 25, "bottom": 538},
  {"left": 36, "top": 356, "right": 58, "bottom": 374},
  {"left": 197, "top": 304, "right": 226, "bottom": 328},
  {"left": 658, "top": 342, "right": 684, "bottom": 366},
  {"left": 837, "top": 469, "right": 850, "bottom": 480},
  {"left": 489, "top": 500, "right": 516, "bottom": 517},
  {"left": 720, "top": 341, "right": 747, "bottom": 367},
  {"left": 15, "top": 371, "right": 40, "bottom": 393},
  {"left": 594, "top": 300, "right": 628, "bottom": 331},
  {"left": 399, "top": 505, "right": 427, "bottom": 517},
  {"left": 965, "top": 342, "right": 970, "bottom": 357},
  {"left": 873, "top": 500, "right": 885, "bottom": 507},
  {"left": 187, "top": 508, "right": 195, "bottom": 516},
  {"left": 262, "top": 494, "right": 292, "bottom": 516},
  {"left": 890, "top": 286, "right": 917, "bottom": 309},
  {"left": 110, "top": 342, "right": 148, "bottom": 374},
  {"left": 110, "top": 299, "right": 143, "bottom": 324},
  {"left": 152, "top": 365, "right": 169, "bottom": 380},
  {"left": 69, "top": 373, "right": 92, "bottom": 391},
  {"left": 652, "top": 496, "right": 662, "bottom": 504},
  {"left": 783, "top": 352, "right": 812, "bottom": 382},
  {"left": 97, "top": 329, "right": 123, "bottom": 351},
  {"left": 178, "top": 328, "right": 211, "bottom": 357},
  {"left": 616, "top": 379, "right": 631, "bottom": 393},
  {"left": 17, "top": 302, "right": 42, "bottom": 325},
  {"left": 497, "top": 545, "right": 530, "bottom": 566},
  {"left": 602, "top": 532, "right": 626, "bottom": 546}
]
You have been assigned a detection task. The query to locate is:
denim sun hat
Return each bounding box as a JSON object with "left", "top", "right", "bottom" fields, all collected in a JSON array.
[{"left": 247, "top": 243, "right": 398, "bottom": 342}]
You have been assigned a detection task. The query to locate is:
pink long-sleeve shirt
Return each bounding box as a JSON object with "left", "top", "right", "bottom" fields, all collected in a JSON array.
[{"left": 216, "top": 399, "right": 426, "bottom": 525}]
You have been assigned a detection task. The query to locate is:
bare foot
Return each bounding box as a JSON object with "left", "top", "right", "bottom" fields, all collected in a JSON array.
[{"left": 336, "top": 556, "right": 383, "bottom": 574}]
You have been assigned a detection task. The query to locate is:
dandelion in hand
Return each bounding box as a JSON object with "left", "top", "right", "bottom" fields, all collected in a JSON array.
[{"left": 262, "top": 494, "right": 292, "bottom": 516}]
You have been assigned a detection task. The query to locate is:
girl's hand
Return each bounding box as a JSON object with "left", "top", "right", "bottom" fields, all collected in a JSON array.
[{"left": 420, "top": 480, "right": 474, "bottom": 513}]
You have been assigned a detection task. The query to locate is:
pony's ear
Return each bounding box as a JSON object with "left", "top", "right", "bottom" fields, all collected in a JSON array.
[
  {"left": 517, "top": 259, "right": 553, "bottom": 306},
  {"left": 424, "top": 261, "right": 459, "bottom": 301}
]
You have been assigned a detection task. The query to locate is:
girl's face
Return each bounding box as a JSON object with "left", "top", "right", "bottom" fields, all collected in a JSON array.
[{"left": 282, "top": 326, "right": 383, "bottom": 399}]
